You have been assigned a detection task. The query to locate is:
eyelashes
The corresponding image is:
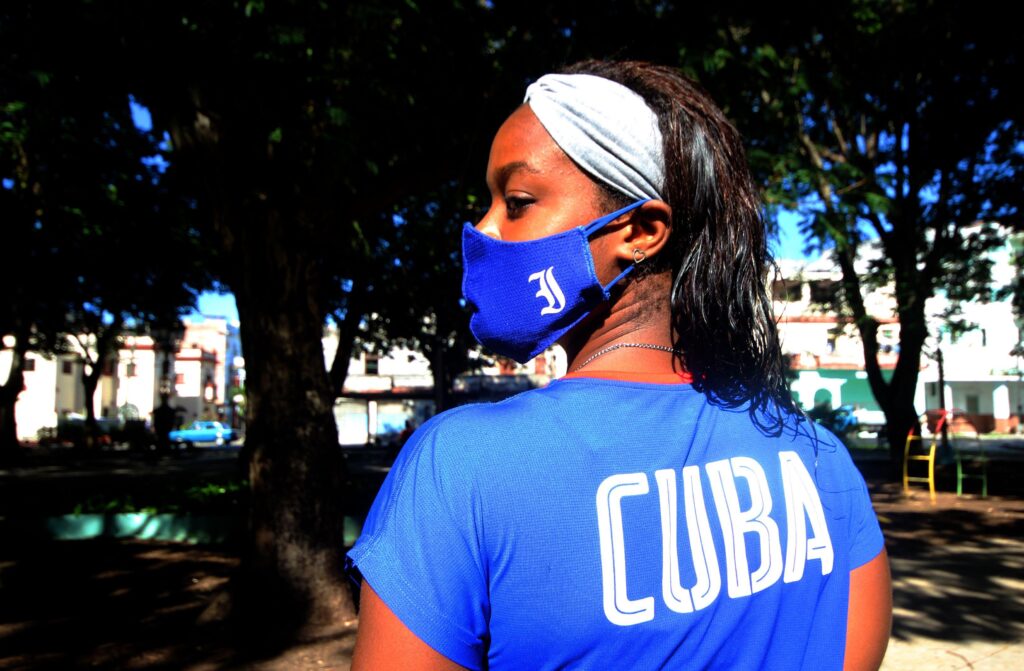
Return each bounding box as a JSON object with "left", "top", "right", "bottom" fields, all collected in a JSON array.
[{"left": 505, "top": 196, "right": 534, "bottom": 217}]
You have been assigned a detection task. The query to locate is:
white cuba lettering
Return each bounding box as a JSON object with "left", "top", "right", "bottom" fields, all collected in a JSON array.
[
  {"left": 528, "top": 266, "right": 566, "bottom": 315},
  {"left": 706, "top": 457, "right": 783, "bottom": 598},
  {"left": 596, "top": 473, "right": 655, "bottom": 626},
  {"left": 655, "top": 467, "right": 721, "bottom": 614},
  {"left": 780, "top": 451, "right": 835, "bottom": 582},
  {"left": 597, "top": 454, "right": 834, "bottom": 627}
]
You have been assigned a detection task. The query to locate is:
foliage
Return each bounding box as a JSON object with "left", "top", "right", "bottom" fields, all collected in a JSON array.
[
  {"left": 0, "top": 2, "right": 213, "bottom": 448},
  {"left": 702, "top": 0, "right": 1024, "bottom": 455},
  {"left": 7, "top": 0, "right": 1020, "bottom": 634},
  {"left": 70, "top": 479, "right": 248, "bottom": 515}
]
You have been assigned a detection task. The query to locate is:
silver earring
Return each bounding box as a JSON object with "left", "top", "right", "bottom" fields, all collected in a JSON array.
[{"left": 632, "top": 248, "right": 646, "bottom": 264}]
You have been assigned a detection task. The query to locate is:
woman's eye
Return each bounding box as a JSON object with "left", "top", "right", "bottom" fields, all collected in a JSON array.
[{"left": 505, "top": 196, "right": 533, "bottom": 216}]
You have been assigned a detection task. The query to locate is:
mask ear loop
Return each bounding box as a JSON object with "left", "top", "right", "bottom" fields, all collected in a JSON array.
[
  {"left": 582, "top": 198, "right": 651, "bottom": 294},
  {"left": 581, "top": 198, "right": 650, "bottom": 236}
]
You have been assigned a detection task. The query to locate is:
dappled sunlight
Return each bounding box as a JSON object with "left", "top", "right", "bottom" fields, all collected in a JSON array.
[{"left": 869, "top": 482, "right": 1024, "bottom": 647}]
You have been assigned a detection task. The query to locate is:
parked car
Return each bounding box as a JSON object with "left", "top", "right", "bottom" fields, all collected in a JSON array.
[
  {"left": 810, "top": 404, "right": 859, "bottom": 436},
  {"left": 169, "top": 421, "right": 237, "bottom": 448},
  {"left": 808, "top": 404, "right": 888, "bottom": 440},
  {"left": 852, "top": 408, "right": 887, "bottom": 434}
]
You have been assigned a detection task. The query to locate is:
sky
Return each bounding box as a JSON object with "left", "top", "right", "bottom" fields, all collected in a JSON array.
[
  {"left": 771, "top": 209, "right": 811, "bottom": 261},
  {"left": 191, "top": 292, "right": 240, "bottom": 322}
]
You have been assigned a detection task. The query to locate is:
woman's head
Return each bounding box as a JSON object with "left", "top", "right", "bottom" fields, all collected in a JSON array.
[
  {"left": 554, "top": 61, "right": 793, "bottom": 425},
  {"left": 469, "top": 60, "right": 793, "bottom": 426}
]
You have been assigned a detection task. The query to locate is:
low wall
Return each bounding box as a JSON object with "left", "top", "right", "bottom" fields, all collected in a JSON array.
[{"left": 4, "top": 513, "right": 363, "bottom": 546}]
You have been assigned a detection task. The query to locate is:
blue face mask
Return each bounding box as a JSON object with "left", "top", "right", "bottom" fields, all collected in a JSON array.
[{"left": 461, "top": 199, "right": 648, "bottom": 363}]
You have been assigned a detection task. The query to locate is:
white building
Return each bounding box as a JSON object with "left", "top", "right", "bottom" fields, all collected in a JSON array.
[
  {"left": 775, "top": 225, "right": 1023, "bottom": 433},
  {"left": 918, "top": 227, "right": 1023, "bottom": 432},
  {"left": 4, "top": 318, "right": 243, "bottom": 442},
  {"left": 774, "top": 254, "right": 900, "bottom": 413},
  {"left": 322, "top": 324, "right": 567, "bottom": 445},
  {"left": 179, "top": 316, "right": 243, "bottom": 412},
  {"left": 112, "top": 335, "right": 163, "bottom": 423},
  {"left": 173, "top": 344, "right": 220, "bottom": 425}
]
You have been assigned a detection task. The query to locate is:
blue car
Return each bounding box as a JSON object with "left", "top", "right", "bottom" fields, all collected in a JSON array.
[
  {"left": 809, "top": 404, "right": 859, "bottom": 436},
  {"left": 169, "top": 421, "right": 237, "bottom": 448}
]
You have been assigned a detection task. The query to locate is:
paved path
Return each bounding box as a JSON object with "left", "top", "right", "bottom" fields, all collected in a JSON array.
[
  {"left": 868, "top": 479, "right": 1024, "bottom": 671},
  {"left": 2, "top": 446, "right": 1023, "bottom": 669}
]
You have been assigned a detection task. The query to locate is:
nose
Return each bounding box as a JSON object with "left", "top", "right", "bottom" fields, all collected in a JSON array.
[{"left": 474, "top": 207, "right": 502, "bottom": 240}]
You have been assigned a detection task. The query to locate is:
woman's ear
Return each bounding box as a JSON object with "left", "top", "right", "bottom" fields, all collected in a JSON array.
[{"left": 612, "top": 199, "right": 672, "bottom": 263}]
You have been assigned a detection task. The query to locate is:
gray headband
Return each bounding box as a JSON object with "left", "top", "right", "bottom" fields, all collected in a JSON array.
[{"left": 524, "top": 73, "right": 665, "bottom": 202}]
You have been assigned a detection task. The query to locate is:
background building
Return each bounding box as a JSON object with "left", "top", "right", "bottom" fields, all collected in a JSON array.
[{"left": 775, "top": 225, "right": 1023, "bottom": 433}]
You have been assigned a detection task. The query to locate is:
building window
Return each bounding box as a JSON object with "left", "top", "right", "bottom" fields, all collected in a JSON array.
[
  {"left": 771, "top": 280, "right": 802, "bottom": 302},
  {"left": 965, "top": 394, "right": 979, "bottom": 415},
  {"left": 809, "top": 280, "right": 837, "bottom": 304},
  {"left": 175, "top": 373, "right": 185, "bottom": 385},
  {"left": 62, "top": 361, "right": 73, "bottom": 375},
  {"left": 23, "top": 357, "right": 36, "bottom": 372},
  {"left": 365, "top": 354, "right": 379, "bottom": 376},
  {"left": 127, "top": 363, "right": 137, "bottom": 378}
]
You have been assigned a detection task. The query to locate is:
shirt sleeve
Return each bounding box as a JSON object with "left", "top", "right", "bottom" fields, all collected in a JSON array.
[
  {"left": 346, "top": 412, "right": 489, "bottom": 670},
  {"left": 847, "top": 471, "right": 885, "bottom": 569},
  {"left": 814, "top": 428, "right": 885, "bottom": 570}
]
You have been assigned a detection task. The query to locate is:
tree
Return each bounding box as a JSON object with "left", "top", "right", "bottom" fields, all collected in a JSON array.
[
  {"left": 336, "top": 185, "right": 488, "bottom": 413},
  {"left": 1, "top": 6, "right": 206, "bottom": 454},
  {"left": 707, "top": 1, "right": 1024, "bottom": 464},
  {"left": 95, "top": 0, "right": 550, "bottom": 640}
]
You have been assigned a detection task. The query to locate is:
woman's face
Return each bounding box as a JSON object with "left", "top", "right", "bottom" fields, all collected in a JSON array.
[{"left": 476, "top": 105, "right": 612, "bottom": 244}]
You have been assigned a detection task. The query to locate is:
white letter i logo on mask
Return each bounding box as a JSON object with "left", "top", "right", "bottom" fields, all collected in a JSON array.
[{"left": 529, "top": 266, "right": 566, "bottom": 315}]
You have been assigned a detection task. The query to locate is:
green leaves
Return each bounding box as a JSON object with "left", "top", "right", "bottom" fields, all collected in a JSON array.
[{"left": 863, "top": 191, "right": 891, "bottom": 215}]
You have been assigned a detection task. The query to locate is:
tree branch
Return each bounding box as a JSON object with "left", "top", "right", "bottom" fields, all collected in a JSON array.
[
  {"left": 328, "top": 280, "right": 368, "bottom": 397},
  {"left": 829, "top": 111, "right": 850, "bottom": 157}
]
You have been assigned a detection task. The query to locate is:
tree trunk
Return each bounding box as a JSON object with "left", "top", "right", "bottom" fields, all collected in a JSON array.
[
  {"left": 79, "top": 354, "right": 103, "bottom": 449},
  {"left": 81, "top": 365, "right": 100, "bottom": 423},
  {"left": 0, "top": 342, "right": 26, "bottom": 457},
  {"left": 835, "top": 239, "right": 925, "bottom": 476},
  {"left": 329, "top": 280, "right": 367, "bottom": 399},
  {"left": 75, "top": 328, "right": 119, "bottom": 449},
  {"left": 230, "top": 210, "right": 356, "bottom": 644}
]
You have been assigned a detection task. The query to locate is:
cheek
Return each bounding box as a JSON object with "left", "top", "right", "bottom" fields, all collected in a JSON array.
[
  {"left": 501, "top": 210, "right": 573, "bottom": 242},
  {"left": 589, "top": 235, "right": 624, "bottom": 285}
]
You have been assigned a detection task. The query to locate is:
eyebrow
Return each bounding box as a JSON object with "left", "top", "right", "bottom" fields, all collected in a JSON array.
[{"left": 489, "top": 161, "right": 541, "bottom": 189}]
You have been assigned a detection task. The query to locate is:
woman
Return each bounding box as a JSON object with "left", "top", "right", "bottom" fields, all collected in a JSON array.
[{"left": 348, "top": 61, "right": 891, "bottom": 670}]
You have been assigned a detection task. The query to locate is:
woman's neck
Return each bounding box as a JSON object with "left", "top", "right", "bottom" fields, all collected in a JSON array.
[{"left": 561, "top": 273, "right": 681, "bottom": 375}]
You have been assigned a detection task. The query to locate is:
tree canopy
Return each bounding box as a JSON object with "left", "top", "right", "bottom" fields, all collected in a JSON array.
[
  {"left": 4, "top": 0, "right": 1021, "bottom": 642},
  {"left": 702, "top": 0, "right": 1023, "bottom": 456},
  {"left": 1, "top": 3, "right": 209, "bottom": 451}
]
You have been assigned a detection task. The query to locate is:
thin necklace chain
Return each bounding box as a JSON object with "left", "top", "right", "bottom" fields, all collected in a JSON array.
[{"left": 568, "top": 342, "right": 684, "bottom": 374}]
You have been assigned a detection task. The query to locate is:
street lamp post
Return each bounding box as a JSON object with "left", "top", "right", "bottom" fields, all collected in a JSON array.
[{"left": 936, "top": 347, "right": 950, "bottom": 457}]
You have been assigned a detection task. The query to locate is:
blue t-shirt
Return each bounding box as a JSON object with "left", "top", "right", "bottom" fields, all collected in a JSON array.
[{"left": 347, "top": 377, "right": 884, "bottom": 670}]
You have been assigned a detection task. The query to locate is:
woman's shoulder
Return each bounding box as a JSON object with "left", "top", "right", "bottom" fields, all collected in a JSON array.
[
  {"left": 417, "top": 389, "right": 550, "bottom": 434},
  {"left": 395, "top": 388, "right": 557, "bottom": 464}
]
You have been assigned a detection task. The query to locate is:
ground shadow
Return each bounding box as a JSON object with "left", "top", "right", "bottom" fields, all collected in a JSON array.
[
  {"left": 871, "top": 483, "right": 1024, "bottom": 645},
  {"left": 0, "top": 539, "right": 356, "bottom": 670}
]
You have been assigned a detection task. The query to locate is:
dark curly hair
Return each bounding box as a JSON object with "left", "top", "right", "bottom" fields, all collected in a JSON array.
[{"left": 561, "top": 60, "right": 796, "bottom": 433}]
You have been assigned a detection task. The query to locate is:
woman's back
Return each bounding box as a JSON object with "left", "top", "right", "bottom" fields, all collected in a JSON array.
[{"left": 349, "top": 374, "right": 882, "bottom": 670}]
